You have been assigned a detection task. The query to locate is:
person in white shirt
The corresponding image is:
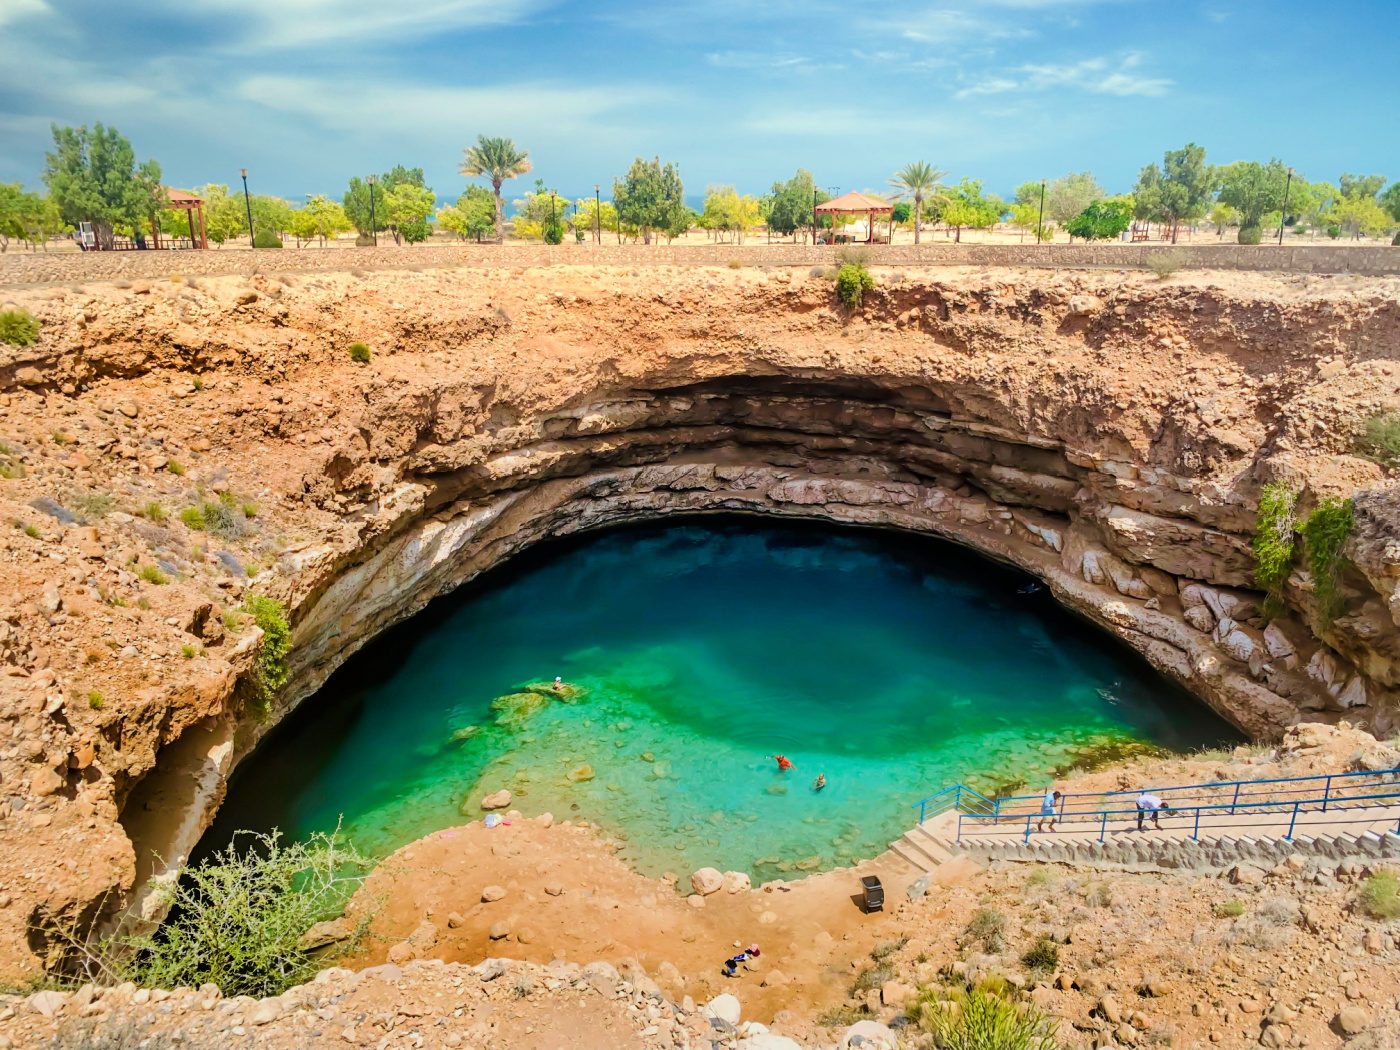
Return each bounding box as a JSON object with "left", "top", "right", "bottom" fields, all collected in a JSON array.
[
  {"left": 1136, "top": 791, "right": 1170, "bottom": 831},
  {"left": 1037, "top": 788, "right": 1063, "bottom": 833}
]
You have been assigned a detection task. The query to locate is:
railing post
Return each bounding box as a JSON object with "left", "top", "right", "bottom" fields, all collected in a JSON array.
[
  {"left": 919, "top": 800, "right": 926, "bottom": 824},
  {"left": 994, "top": 796, "right": 1001, "bottom": 825},
  {"left": 956, "top": 813, "right": 963, "bottom": 845},
  {"left": 1231, "top": 782, "right": 1241, "bottom": 815},
  {"left": 1322, "top": 776, "right": 1332, "bottom": 813},
  {"left": 1100, "top": 811, "right": 1108, "bottom": 843},
  {"left": 1286, "top": 800, "right": 1299, "bottom": 841},
  {"left": 1193, "top": 807, "right": 1201, "bottom": 841},
  {"left": 1024, "top": 814, "right": 1032, "bottom": 844}
]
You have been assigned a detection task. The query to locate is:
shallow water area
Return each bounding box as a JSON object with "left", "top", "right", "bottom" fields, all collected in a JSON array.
[{"left": 202, "top": 520, "right": 1241, "bottom": 881}]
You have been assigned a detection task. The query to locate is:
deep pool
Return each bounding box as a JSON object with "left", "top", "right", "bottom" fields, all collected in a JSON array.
[{"left": 199, "top": 519, "right": 1242, "bottom": 880}]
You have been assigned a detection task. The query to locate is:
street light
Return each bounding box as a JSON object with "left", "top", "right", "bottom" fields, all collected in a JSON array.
[
  {"left": 240, "top": 169, "right": 254, "bottom": 249},
  {"left": 1037, "top": 179, "right": 1047, "bottom": 243},
  {"left": 550, "top": 190, "right": 557, "bottom": 242},
  {"left": 594, "top": 185, "right": 601, "bottom": 245},
  {"left": 1278, "top": 168, "right": 1295, "bottom": 246},
  {"left": 367, "top": 174, "right": 378, "bottom": 247}
]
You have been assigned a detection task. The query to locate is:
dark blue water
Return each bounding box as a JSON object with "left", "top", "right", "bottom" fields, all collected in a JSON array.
[{"left": 202, "top": 520, "right": 1240, "bottom": 879}]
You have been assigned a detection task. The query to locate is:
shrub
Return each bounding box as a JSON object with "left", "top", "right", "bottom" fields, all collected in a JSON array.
[
  {"left": 252, "top": 229, "right": 283, "bottom": 249},
  {"left": 851, "top": 960, "right": 895, "bottom": 994},
  {"left": 136, "top": 597, "right": 151, "bottom": 610},
  {"left": 1225, "top": 896, "right": 1299, "bottom": 951},
  {"left": 1253, "top": 482, "right": 1297, "bottom": 616},
  {"left": 1358, "top": 412, "right": 1400, "bottom": 468},
  {"left": 86, "top": 692, "right": 103, "bottom": 710},
  {"left": 180, "top": 506, "right": 206, "bottom": 530},
  {"left": 181, "top": 644, "right": 197, "bottom": 660},
  {"left": 1237, "top": 224, "right": 1262, "bottom": 245},
  {"left": 348, "top": 342, "right": 371, "bottom": 364},
  {"left": 167, "top": 460, "right": 184, "bottom": 477},
  {"left": 816, "top": 1005, "right": 868, "bottom": 1027},
  {"left": 1301, "top": 497, "right": 1354, "bottom": 628},
  {"left": 542, "top": 223, "right": 564, "bottom": 245},
  {"left": 871, "top": 935, "right": 909, "bottom": 961},
  {"left": 727, "top": 259, "right": 743, "bottom": 269},
  {"left": 913, "top": 985, "right": 1058, "bottom": 1050},
  {"left": 1360, "top": 870, "right": 1400, "bottom": 919},
  {"left": 0, "top": 308, "right": 41, "bottom": 347},
  {"left": 114, "top": 829, "right": 367, "bottom": 998},
  {"left": 141, "top": 501, "right": 166, "bottom": 522},
  {"left": 242, "top": 502, "right": 258, "bottom": 519},
  {"left": 965, "top": 907, "right": 1007, "bottom": 951},
  {"left": 204, "top": 494, "right": 249, "bottom": 539},
  {"left": 138, "top": 565, "right": 168, "bottom": 585},
  {"left": 1146, "top": 252, "right": 1185, "bottom": 278},
  {"left": 1087, "top": 882, "right": 1113, "bottom": 908},
  {"left": 1216, "top": 898, "right": 1245, "bottom": 918},
  {"left": 243, "top": 594, "right": 291, "bottom": 698},
  {"left": 22, "top": 522, "right": 39, "bottom": 539},
  {"left": 71, "top": 490, "right": 115, "bottom": 521},
  {"left": 836, "top": 263, "right": 874, "bottom": 309},
  {"left": 1021, "top": 934, "right": 1059, "bottom": 972}
]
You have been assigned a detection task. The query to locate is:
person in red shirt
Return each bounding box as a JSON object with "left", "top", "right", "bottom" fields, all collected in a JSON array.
[{"left": 768, "top": 754, "right": 794, "bottom": 772}]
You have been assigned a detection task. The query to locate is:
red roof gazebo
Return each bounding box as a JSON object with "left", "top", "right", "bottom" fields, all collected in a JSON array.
[
  {"left": 153, "top": 188, "right": 208, "bottom": 250},
  {"left": 814, "top": 191, "right": 894, "bottom": 245}
]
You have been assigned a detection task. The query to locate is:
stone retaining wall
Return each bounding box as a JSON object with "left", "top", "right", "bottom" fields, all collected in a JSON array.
[{"left": 2, "top": 241, "right": 1399, "bottom": 286}]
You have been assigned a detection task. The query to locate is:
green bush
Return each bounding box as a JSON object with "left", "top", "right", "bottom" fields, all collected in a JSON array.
[
  {"left": 1301, "top": 497, "right": 1354, "bottom": 628},
  {"left": 912, "top": 984, "right": 1059, "bottom": 1050},
  {"left": 1216, "top": 898, "right": 1246, "bottom": 918},
  {"left": 252, "top": 230, "right": 283, "bottom": 249},
  {"left": 141, "top": 501, "right": 166, "bottom": 521},
  {"left": 1360, "top": 870, "right": 1400, "bottom": 919},
  {"left": 348, "top": 342, "right": 372, "bottom": 364},
  {"left": 542, "top": 222, "right": 564, "bottom": 245},
  {"left": 851, "top": 960, "right": 894, "bottom": 994},
  {"left": 871, "top": 935, "right": 909, "bottom": 961},
  {"left": 1020, "top": 934, "right": 1059, "bottom": 972},
  {"left": 115, "top": 829, "right": 367, "bottom": 998},
  {"left": 1253, "top": 483, "right": 1297, "bottom": 616},
  {"left": 965, "top": 907, "right": 1007, "bottom": 951},
  {"left": 835, "top": 263, "right": 874, "bottom": 309},
  {"left": 138, "top": 564, "right": 168, "bottom": 585},
  {"left": 243, "top": 594, "right": 291, "bottom": 698},
  {"left": 86, "top": 692, "right": 103, "bottom": 710},
  {"left": 1237, "top": 223, "right": 1263, "bottom": 245},
  {"left": 1359, "top": 412, "right": 1400, "bottom": 467},
  {"left": 180, "top": 506, "right": 206, "bottom": 530},
  {"left": 1146, "top": 252, "right": 1185, "bottom": 278},
  {"left": 0, "top": 308, "right": 41, "bottom": 347}
]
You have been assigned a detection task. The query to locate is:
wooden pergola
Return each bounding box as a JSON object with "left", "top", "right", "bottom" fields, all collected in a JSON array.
[
  {"left": 814, "top": 191, "right": 894, "bottom": 245},
  {"left": 152, "top": 188, "right": 208, "bottom": 249}
]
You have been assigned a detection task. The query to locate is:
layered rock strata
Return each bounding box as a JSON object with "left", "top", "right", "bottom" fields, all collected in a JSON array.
[{"left": 0, "top": 264, "right": 1398, "bottom": 977}]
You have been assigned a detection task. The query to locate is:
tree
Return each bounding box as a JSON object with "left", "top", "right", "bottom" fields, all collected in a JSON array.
[
  {"left": 1339, "top": 174, "right": 1386, "bottom": 201},
  {"left": 613, "top": 156, "right": 687, "bottom": 245},
  {"left": 384, "top": 183, "right": 436, "bottom": 244},
  {"left": 762, "top": 169, "right": 829, "bottom": 241},
  {"left": 1011, "top": 182, "right": 1052, "bottom": 242},
  {"left": 459, "top": 136, "right": 532, "bottom": 244},
  {"left": 699, "top": 185, "right": 762, "bottom": 243},
  {"left": 1132, "top": 143, "right": 1213, "bottom": 243},
  {"left": 0, "top": 184, "right": 63, "bottom": 252},
  {"left": 1217, "top": 160, "right": 1291, "bottom": 243},
  {"left": 1208, "top": 202, "right": 1241, "bottom": 238},
  {"left": 42, "top": 123, "right": 162, "bottom": 251},
  {"left": 1381, "top": 182, "right": 1400, "bottom": 223},
  {"left": 289, "top": 195, "right": 351, "bottom": 247},
  {"left": 437, "top": 186, "right": 497, "bottom": 242},
  {"left": 1045, "top": 172, "right": 1105, "bottom": 225},
  {"left": 1064, "top": 197, "right": 1134, "bottom": 241},
  {"left": 941, "top": 178, "right": 1003, "bottom": 243},
  {"left": 887, "top": 161, "right": 949, "bottom": 245},
  {"left": 187, "top": 185, "right": 249, "bottom": 246},
  {"left": 509, "top": 179, "right": 566, "bottom": 241},
  {"left": 343, "top": 176, "right": 389, "bottom": 238}
]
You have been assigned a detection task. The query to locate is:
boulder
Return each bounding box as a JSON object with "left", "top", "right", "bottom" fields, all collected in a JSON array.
[
  {"left": 407, "top": 921, "right": 438, "bottom": 951},
  {"left": 30, "top": 766, "right": 64, "bottom": 797},
  {"left": 880, "top": 980, "right": 913, "bottom": 1006},
  {"left": 723, "top": 870, "right": 752, "bottom": 894},
  {"left": 488, "top": 921, "right": 511, "bottom": 940},
  {"left": 481, "top": 885, "right": 506, "bottom": 902},
  {"left": 1099, "top": 996, "right": 1123, "bottom": 1024},
  {"left": 298, "top": 918, "right": 353, "bottom": 951},
  {"left": 446, "top": 912, "right": 466, "bottom": 929},
  {"left": 1229, "top": 863, "right": 1266, "bottom": 886},
  {"left": 691, "top": 867, "right": 724, "bottom": 895},
  {"left": 1337, "top": 1007, "right": 1370, "bottom": 1035},
  {"left": 480, "top": 789, "right": 512, "bottom": 810},
  {"left": 840, "top": 1020, "right": 898, "bottom": 1049},
  {"left": 738, "top": 1036, "right": 803, "bottom": 1050},
  {"left": 703, "top": 993, "right": 742, "bottom": 1026},
  {"left": 386, "top": 941, "right": 417, "bottom": 965},
  {"left": 25, "top": 990, "right": 67, "bottom": 1017},
  {"left": 249, "top": 998, "right": 285, "bottom": 1025}
]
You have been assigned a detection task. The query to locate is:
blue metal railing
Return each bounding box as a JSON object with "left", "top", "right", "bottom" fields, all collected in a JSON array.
[{"left": 912, "top": 766, "right": 1400, "bottom": 848}]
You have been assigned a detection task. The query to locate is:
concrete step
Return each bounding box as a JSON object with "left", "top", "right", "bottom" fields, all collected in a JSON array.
[
  {"left": 887, "top": 840, "right": 934, "bottom": 873},
  {"left": 899, "top": 832, "right": 950, "bottom": 869},
  {"left": 906, "top": 825, "right": 956, "bottom": 864}
]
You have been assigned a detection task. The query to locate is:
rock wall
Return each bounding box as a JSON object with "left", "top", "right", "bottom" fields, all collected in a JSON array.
[{"left": 0, "top": 263, "right": 1399, "bottom": 978}]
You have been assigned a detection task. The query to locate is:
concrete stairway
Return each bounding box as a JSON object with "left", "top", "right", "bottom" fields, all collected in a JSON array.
[{"left": 887, "top": 802, "right": 1400, "bottom": 875}]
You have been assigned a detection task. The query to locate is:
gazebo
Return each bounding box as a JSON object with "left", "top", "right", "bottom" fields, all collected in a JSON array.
[
  {"left": 814, "top": 191, "right": 894, "bottom": 245},
  {"left": 152, "top": 188, "right": 208, "bottom": 249}
]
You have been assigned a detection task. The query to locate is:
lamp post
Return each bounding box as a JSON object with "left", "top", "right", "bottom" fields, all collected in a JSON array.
[
  {"left": 1278, "top": 168, "right": 1295, "bottom": 246},
  {"left": 367, "top": 174, "right": 378, "bottom": 246},
  {"left": 240, "top": 169, "right": 254, "bottom": 249},
  {"left": 1037, "top": 179, "right": 1047, "bottom": 243},
  {"left": 550, "top": 190, "right": 557, "bottom": 242},
  {"left": 812, "top": 186, "right": 818, "bottom": 245},
  {"left": 594, "top": 185, "right": 601, "bottom": 245}
]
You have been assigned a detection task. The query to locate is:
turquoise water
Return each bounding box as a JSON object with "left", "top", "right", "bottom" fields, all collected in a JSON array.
[{"left": 200, "top": 520, "right": 1240, "bottom": 881}]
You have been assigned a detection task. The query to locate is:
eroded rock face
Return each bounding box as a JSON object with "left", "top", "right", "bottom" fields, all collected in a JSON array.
[{"left": 1, "top": 263, "right": 1399, "bottom": 979}]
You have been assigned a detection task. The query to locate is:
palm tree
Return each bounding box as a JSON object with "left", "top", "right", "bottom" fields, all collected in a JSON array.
[
  {"left": 460, "top": 136, "right": 533, "bottom": 244},
  {"left": 888, "top": 161, "right": 949, "bottom": 245}
]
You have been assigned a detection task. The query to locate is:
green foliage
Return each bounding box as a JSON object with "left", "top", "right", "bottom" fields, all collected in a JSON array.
[
  {"left": 887, "top": 162, "right": 949, "bottom": 244},
  {"left": 1301, "top": 497, "right": 1354, "bottom": 627},
  {"left": 342, "top": 176, "right": 390, "bottom": 237},
  {"left": 183, "top": 495, "right": 248, "bottom": 539},
  {"left": 541, "top": 221, "right": 564, "bottom": 244},
  {"left": 243, "top": 594, "right": 291, "bottom": 698},
  {"left": 1040, "top": 172, "right": 1106, "bottom": 224},
  {"left": 871, "top": 935, "right": 909, "bottom": 961},
  {"left": 851, "top": 960, "right": 895, "bottom": 994},
  {"left": 1360, "top": 870, "right": 1400, "bottom": 919},
  {"left": 1237, "top": 223, "right": 1262, "bottom": 244},
  {"left": 384, "top": 180, "right": 436, "bottom": 245},
  {"left": 348, "top": 341, "right": 372, "bottom": 364},
  {"left": 942, "top": 178, "right": 1004, "bottom": 241},
  {"left": 141, "top": 501, "right": 166, "bottom": 521},
  {"left": 251, "top": 229, "right": 282, "bottom": 249},
  {"left": 510, "top": 179, "right": 566, "bottom": 241},
  {"left": 180, "top": 506, "right": 205, "bottom": 530},
  {"left": 912, "top": 984, "right": 1059, "bottom": 1050},
  {"left": 0, "top": 308, "right": 40, "bottom": 347},
  {"left": 614, "top": 156, "right": 688, "bottom": 243},
  {"left": 835, "top": 263, "right": 874, "bottom": 309},
  {"left": 1252, "top": 483, "right": 1298, "bottom": 613},
  {"left": 1382, "top": 183, "right": 1400, "bottom": 224},
  {"left": 816, "top": 1006, "right": 868, "bottom": 1027},
  {"left": 289, "top": 194, "right": 353, "bottom": 247},
  {"left": 1216, "top": 898, "right": 1246, "bottom": 918},
  {"left": 43, "top": 123, "right": 162, "bottom": 251},
  {"left": 1021, "top": 934, "right": 1059, "bottom": 972},
  {"left": 460, "top": 136, "right": 533, "bottom": 243},
  {"left": 1217, "top": 160, "right": 1293, "bottom": 238},
  {"left": 1065, "top": 198, "right": 1133, "bottom": 241},
  {"left": 764, "top": 169, "right": 830, "bottom": 237},
  {"left": 1360, "top": 412, "right": 1400, "bottom": 467},
  {"left": 166, "top": 460, "right": 184, "bottom": 476},
  {"left": 86, "top": 691, "right": 103, "bottom": 710},
  {"left": 181, "top": 644, "right": 197, "bottom": 659},
  {"left": 115, "top": 829, "right": 367, "bottom": 998},
  {"left": 1133, "top": 143, "right": 1213, "bottom": 234},
  {"left": 698, "top": 184, "right": 762, "bottom": 243},
  {"left": 138, "top": 564, "right": 168, "bottom": 585},
  {"left": 964, "top": 907, "right": 1007, "bottom": 951},
  {"left": 0, "top": 182, "right": 68, "bottom": 252},
  {"left": 569, "top": 195, "right": 620, "bottom": 242},
  {"left": 437, "top": 185, "right": 497, "bottom": 242}
]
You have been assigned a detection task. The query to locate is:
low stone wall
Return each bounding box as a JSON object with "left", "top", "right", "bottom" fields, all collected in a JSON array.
[{"left": 2, "top": 241, "right": 1398, "bottom": 286}]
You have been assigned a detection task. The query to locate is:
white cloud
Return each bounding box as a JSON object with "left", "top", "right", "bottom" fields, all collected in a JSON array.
[
  {"left": 706, "top": 51, "right": 811, "bottom": 69},
  {"left": 0, "top": 0, "right": 49, "bottom": 27},
  {"left": 181, "top": 0, "right": 544, "bottom": 47},
  {"left": 956, "top": 52, "right": 1170, "bottom": 98}
]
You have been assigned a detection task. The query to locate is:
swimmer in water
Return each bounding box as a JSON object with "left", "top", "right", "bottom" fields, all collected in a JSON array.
[
  {"left": 553, "top": 676, "right": 564, "bottom": 692},
  {"left": 767, "top": 754, "right": 794, "bottom": 772},
  {"left": 813, "top": 773, "right": 826, "bottom": 791}
]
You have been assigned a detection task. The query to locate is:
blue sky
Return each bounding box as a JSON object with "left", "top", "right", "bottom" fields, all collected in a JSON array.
[{"left": 1, "top": 0, "right": 1396, "bottom": 205}]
